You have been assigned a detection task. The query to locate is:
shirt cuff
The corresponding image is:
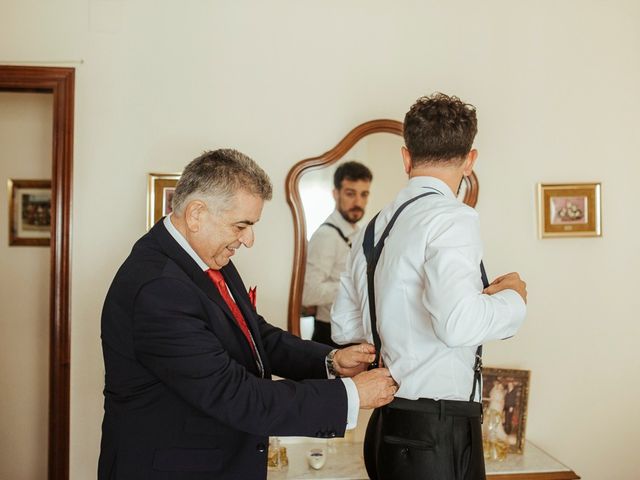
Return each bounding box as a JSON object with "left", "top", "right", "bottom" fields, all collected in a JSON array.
[
  {"left": 339, "top": 377, "right": 360, "bottom": 430},
  {"left": 493, "top": 288, "right": 527, "bottom": 338}
]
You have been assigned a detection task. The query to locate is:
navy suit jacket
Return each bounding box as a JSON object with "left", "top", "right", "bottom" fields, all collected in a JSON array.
[{"left": 98, "top": 220, "right": 348, "bottom": 479}]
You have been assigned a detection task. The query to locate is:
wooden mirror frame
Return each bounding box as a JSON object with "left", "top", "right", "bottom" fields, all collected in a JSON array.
[
  {"left": 285, "top": 119, "right": 478, "bottom": 335},
  {"left": 0, "top": 65, "right": 74, "bottom": 480}
]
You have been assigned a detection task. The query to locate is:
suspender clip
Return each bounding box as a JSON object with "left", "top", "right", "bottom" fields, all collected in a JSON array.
[{"left": 474, "top": 353, "right": 483, "bottom": 372}]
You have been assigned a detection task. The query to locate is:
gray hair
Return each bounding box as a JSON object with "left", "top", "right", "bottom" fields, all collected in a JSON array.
[{"left": 171, "top": 149, "right": 273, "bottom": 214}]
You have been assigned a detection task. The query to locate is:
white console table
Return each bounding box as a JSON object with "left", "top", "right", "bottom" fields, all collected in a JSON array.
[{"left": 268, "top": 439, "right": 579, "bottom": 480}]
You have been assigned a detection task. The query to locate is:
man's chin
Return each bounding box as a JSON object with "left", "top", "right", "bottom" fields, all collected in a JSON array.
[{"left": 210, "top": 257, "right": 231, "bottom": 269}]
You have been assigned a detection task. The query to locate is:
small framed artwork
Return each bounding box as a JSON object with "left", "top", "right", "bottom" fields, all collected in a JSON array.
[
  {"left": 538, "top": 183, "right": 601, "bottom": 238},
  {"left": 482, "top": 367, "right": 530, "bottom": 454},
  {"left": 147, "top": 173, "right": 180, "bottom": 229},
  {"left": 8, "top": 179, "right": 52, "bottom": 246}
]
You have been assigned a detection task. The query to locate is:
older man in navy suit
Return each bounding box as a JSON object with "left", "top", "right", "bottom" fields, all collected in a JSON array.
[{"left": 98, "top": 149, "right": 396, "bottom": 479}]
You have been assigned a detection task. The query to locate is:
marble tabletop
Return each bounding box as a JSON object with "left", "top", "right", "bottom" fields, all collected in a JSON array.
[{"left": 267, "top": 438, "right": 575, "bottom": 479}]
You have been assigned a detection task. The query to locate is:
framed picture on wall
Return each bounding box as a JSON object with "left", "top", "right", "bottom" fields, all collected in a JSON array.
[
  {"left": 482, "top": 367, "right": 530, "bottom": 454},
  {"left": 147, "top": 173, "right": 180, "bottom": 229},
  {"left": 538, "top": 183, "right": 601, "bottom": 238},
  {"left": 8, "top": 179, "right": 52, "bottom": 246}
]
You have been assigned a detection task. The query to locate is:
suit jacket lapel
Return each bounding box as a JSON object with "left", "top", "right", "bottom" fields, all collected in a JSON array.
[
  {"left": 220, "top": 263, "right": 268, "bottom": 368},
  {"left": 151, "top": 221, "right": 238, "bottom": 328}
]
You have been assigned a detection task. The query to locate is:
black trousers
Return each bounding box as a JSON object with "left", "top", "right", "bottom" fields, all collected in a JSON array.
[
  {"left": 364, "top": 397, "right": 486, "bottom": 480},
  {"left": 311, "top": 319, "right": 341, "bottom": 348}
]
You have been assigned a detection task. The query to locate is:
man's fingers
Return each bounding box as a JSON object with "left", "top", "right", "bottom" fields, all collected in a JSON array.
[
  {"left": 358, "top": 343, "right": 376, "bottom": 354},
  {"left": 483, "top": 284, "right": 498, "bottom": 295},
  {"left": 352, "top": 352, "right": 376, "bottom": 364},
  {"left": 490, "top": 272, "right": 519, "bottom": 286}
]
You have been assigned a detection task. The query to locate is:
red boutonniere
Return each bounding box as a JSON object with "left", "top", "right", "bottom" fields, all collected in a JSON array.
[{"left": 248, "top": 286, "right": 257, "bottom": 309}]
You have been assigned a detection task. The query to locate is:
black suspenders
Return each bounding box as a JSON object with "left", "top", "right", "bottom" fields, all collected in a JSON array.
[
  {"left": 321, "top": 222, "right": 352, "bottom": 248},
  {"left": 362, "top": 191, "right": 487, "bottom": 403}
]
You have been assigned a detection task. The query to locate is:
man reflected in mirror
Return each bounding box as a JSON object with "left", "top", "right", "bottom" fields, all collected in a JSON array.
[{"left": 302, "top": 161, "right": 373, "bottom": 347}]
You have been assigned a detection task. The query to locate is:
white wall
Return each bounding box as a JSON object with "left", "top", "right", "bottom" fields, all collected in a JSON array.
[
  {"left": 2, "top": 1, "right": 639, "bottom": 478},
  {"left": 0, "top": 92, "right": 52, "bottom": 479}
]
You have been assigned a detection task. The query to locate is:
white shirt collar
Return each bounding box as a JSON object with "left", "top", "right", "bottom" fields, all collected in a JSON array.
[
  {"left": 407, "top": 176, "right": 457, "bottom": 199},
  {"left": 163, "top": 214, "right": 209, "bottom": 271}
]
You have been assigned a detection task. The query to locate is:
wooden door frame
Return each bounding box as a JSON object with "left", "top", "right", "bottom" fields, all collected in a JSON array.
[{"left": 0, "top": 65, "right": 74, "bottom": 480}]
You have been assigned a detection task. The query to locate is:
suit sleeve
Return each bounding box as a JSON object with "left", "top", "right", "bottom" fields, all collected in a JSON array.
[
  {"left": 132, "top": 277, "right": 348, "bottom": 437},
  {"left": 257, "top": 315, "right": 334, "bottom": 380}
]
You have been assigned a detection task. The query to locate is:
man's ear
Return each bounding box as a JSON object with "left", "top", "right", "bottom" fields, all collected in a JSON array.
[
  {"left": 332, "top": 188, "right": 339, "bottom": 202},
  {"left": 401, "top": 146, "right": 412, "bottom": 175},
  {"left": 463, "top": 149, "right": 478, "bottom": 177},
  {"left": 184, "top": 200, "right": 207, "bottom": 232}
]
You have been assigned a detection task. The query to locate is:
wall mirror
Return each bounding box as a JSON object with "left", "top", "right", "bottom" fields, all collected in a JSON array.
[{"left": 285, "top": 119, "right": 479, "bottom": 336}]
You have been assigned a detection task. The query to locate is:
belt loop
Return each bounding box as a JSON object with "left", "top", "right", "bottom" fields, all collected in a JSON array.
[{"left": 439, "top": 400, "right": 445, "bottom": 420}]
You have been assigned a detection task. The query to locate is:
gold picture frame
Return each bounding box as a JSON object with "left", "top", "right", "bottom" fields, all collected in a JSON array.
[
  {"left": 147, "top": 173, "right": 180, "bottom": 229},
  {"left": 538, "top": 183, "right": 601, "bottom": 238},
  {"left": 8, "top": 179, "right": 52, "bottom": 246},
  {"left": 482, "top": 367, "right": 530, "bottom": 454}
]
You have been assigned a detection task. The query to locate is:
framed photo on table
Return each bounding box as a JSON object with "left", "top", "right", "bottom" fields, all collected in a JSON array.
[
  {"left": 482, "top": 367, "right": 530, "bottom": 454},
  {"left": 538, "top": 183, "right": 601, "bottom": 238},
  {"left": 8, "top": 179, "right": 52, "bottom": 246},
  {"left": 147, "top": 173, "right": 180, "bottom": 229}
]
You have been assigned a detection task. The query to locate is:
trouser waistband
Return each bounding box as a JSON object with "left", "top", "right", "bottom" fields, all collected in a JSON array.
[{"left": 388, "top": 397, "right": 482, "bottom": 418}]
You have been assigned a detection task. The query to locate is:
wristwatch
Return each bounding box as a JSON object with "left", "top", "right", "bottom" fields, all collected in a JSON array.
[{"left": 326, "top": 349, "right": 339, "bottom": 377}]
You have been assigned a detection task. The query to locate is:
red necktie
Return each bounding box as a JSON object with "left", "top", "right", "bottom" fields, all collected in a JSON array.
[{"left": 206, "top": 269, "right": 257, "bottom": 358}]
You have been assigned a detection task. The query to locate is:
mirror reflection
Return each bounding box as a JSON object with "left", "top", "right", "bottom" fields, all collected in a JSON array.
[
  {"left": 286, "top": 119, "right": 478, "bottom": 341},
  {"left": 300, "top": 133, "right": 406, "bottom": 344}
]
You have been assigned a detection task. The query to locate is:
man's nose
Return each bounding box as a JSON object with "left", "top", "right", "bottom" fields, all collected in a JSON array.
[{"left": 239, "top": 226, "right": 255, "bottom": 248}]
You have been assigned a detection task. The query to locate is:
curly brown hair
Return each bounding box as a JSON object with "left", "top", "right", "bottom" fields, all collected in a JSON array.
[{"left": 403, "top": 93, "right": 477, "bottom": 166}]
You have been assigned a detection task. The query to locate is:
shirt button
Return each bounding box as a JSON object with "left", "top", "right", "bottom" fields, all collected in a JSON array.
[
  {"left": 401, "top": 447, "right": 409, "bottom": 457},
  {"left": 256, "top": 443, "right": 266, "bottom": 453}
]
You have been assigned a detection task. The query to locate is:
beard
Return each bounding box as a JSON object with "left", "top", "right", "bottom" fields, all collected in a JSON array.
[{"left": 339, "top": 207, "right": 364, "bottom": 224}]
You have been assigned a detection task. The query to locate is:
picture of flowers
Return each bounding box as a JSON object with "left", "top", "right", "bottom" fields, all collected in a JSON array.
[{"left": 538, "top": 183, "right": 601, "bottom": 237}]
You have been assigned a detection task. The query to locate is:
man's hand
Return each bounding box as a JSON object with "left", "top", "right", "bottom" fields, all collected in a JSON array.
[
  {"left": 333, "top": 343, "right": 376, "bottom": 377},
  {"left": 352, "top": 368, "right": 397, "bottom": 409},
  {"left": 483, "top": 272, "right": 527, "bottom": 303}
]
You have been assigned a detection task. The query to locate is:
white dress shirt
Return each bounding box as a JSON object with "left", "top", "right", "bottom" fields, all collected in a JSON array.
[
  {"left": 331, "top": 177, "right": 526, "bottom": 402},
  {"left": 164, "top": 215, "right": 360, "bottom": 428},
  {"left": 303, "top": 209, "right": 359, "bottom": 323}
]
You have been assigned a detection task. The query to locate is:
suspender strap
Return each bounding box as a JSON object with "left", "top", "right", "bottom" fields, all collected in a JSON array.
[
  {"left": 363, "top": 192, "right": 437, "bottom": 368},
  {"left": 321, "top": 222, "right": 352, "bottom": 247},
  {"left": 469, "top": 261, "right": 489, "bottom": 402},
  {"left": 363, "top": 191, "right": 487, "bottom": 404}
]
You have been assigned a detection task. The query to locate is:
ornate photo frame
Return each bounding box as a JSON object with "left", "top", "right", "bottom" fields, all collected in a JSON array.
[
  {"left": 8, "top": 179, "right": 52, "bottom": 246},
  {"left": 538, "top": 183, "right": 601, "bottom": 238},
  {"left": 147, "top": 173, "right": 180, "bottom": 229},
  {"left": 482, "top": 367, "right": 530, "bottom": 454}
]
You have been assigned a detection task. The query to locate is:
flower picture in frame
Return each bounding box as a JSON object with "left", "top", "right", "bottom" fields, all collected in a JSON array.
[
  {"left": 147, "top": 173, "right": 180, "bottom": 229},
  {"left": 482, "top": 367, "right": 530, "bottom": 454},
  {"left": 538, "top": 183, "right": 601, "bottom": 238},
  {"left": 8, "top": 179, "right": 52, "bottom": 246}
]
